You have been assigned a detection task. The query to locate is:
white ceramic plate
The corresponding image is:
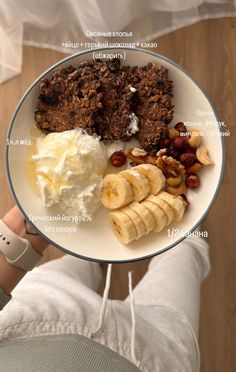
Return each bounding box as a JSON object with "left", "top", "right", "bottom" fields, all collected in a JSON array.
[{"left": 6, "top": 48, "right": 224, "bottom": 262}]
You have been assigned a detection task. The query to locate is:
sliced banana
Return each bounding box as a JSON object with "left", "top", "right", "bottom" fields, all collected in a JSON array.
[
  {"left": 141, "top": 200, "right": 167, "bottom": 232},
  {"left": 122, "top": 206, "right": 146, "bottom": 239},
  {"left": 101, "top": 174, "right": 133, "bottom": 209},
  {"left": 120, "top": 169, "right": 150, "bottom": 202},
  {"left": 146, "top": 195, "right": 174, "bottom": 226},
  {"left": 129, "top": 202, "right": 155, "bottom": 234},
  {"left": 109, "top": 210, "right": 137, "bottom": 244},
  {"left": 133, "top": 164, "right": 166, "bottom": 195},
  {"left": 157, "top": 191, "right": 185, "bottom": 221}
]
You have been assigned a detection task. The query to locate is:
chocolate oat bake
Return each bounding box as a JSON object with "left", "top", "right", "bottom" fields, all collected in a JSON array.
[{"left": 35, "top": 59, "right": 174, "bottom": 154}]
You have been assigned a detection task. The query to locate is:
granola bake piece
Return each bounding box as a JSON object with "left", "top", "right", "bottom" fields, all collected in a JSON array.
[
  {"left": 35, "top": 59, "right": 174, "bottom": 153},
  {"left": 90, "top": 60, "right": 134, "bottom": 141},
  {"left": 35, "top": 59, "right": 135, "bottom": 140},
  {"left": 122, "top": 63, "right": 174, "bottom": 155},
  {"left": 35, "top": 63, "right": 103, "bottom": 134}
]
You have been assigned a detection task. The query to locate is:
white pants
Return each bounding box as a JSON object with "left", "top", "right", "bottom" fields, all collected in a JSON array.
[{"left": 0, "top": 237, "right": 210, "bottom": 372}]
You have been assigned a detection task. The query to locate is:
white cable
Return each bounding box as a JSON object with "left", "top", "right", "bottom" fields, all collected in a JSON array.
[
  {"left": 128, "top": 270, "right": 138, "bottom": 365},
  {"left": 92, "top": 263, "right": 112, "bottom": 336}
]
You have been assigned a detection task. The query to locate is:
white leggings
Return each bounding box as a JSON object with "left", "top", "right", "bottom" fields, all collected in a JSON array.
[{"left": 0, "top": 236, "right": 210, "bottom": 372}]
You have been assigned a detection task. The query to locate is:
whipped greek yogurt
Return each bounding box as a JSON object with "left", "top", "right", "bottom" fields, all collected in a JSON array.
[{"left": 32, "top": 129, "right": 108, "bottom": 220}]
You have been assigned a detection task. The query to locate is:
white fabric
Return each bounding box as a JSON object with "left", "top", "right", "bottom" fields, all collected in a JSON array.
[
  {"left": 128, "top": 270, "right": 138, "bottom": 365},
  {"left": 0, "top": 236, "right": 210, "bottom": 372},
  {"left": 0, "top": 0, "right": 236, "bottom": 83},
  {"left": 91, "top": 263, "right": 112, "bottom": 336}
]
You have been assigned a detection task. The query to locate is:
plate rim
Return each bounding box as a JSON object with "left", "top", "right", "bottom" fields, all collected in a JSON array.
[{"left": 5, "top": 47, "right": 225, "bottom": 263}]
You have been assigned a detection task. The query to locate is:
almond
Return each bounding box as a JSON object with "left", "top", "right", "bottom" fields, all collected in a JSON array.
[
  {"left": 185, "top": 162, "right": 202, "bottom": 174},
  {"left": 126, "top": 148, "right": 156, "bottom": 165},
  {"left": 131, "top": 147, "right": 148, "bottom": 157}
]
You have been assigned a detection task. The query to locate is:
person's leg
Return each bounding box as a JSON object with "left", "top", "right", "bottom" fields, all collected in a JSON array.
[
  {"left": 126, "top": 236, "right": 210, "bottom": 335},
  {"left": 39, "top": 254, "right": 102, "bottom": 291},
  {"left": 0, "top": 255, "right": 102, "bottom": 342},
  {"left": 106, "top": 238, "right": 210, "bottom": 371}
]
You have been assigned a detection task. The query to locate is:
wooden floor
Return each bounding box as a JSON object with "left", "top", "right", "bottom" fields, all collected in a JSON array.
[{"left": 0, "top": 18, "right": 235, "bottom": 372}]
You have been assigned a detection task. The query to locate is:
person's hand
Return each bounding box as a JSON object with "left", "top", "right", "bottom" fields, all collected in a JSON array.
[
  {"left": 3, "top": 205, "right": 49, "bottom": 254},
  {"left": 0, "top": 205, "right": 49, "bottom": 296}
]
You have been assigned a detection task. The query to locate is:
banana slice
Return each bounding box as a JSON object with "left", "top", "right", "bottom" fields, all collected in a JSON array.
[
  {"left": 146, "top": 195, "right": 174, "bottom": 226},
  {"left": 141, "top": 200, "right": 167, "bottom": 232},
  {"left": 157, "top": 191, "right": 185, "bottom": 221},
  {"left": 109, "top": 210, "right": 137, "bottom": 244},
  {"left": 133, "top": 164, "right": 166, "bottom": 195},
  {"left": 129, "top": 202, "right": 155, "bottom": 234},
  {"left": 122, "top": 207, "right": 146, "bottom": 239},
  {"left": 120, "top": 169, "right": 150, "bottom": 202},
  {"left": 101, "top": 174, "right": 133, "bottom": 209}
]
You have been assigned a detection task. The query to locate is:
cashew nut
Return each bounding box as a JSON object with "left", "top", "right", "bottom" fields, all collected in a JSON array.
[
  {"left": 167, "top": 176, "right": 182, "bottom": 187},
  {"left": 168, "top": 127, "right": 179, "bottom": 140},
  {"left": 132, "top": 147, "right": 148, "bottom": 157},
  {"left": 188, "top": 128, "right": 202, "bottom": 148},
  {"left": 196, "top": 146, "right": 214, "bottom": 165},
  {"left": 166, "top": 181, "right": 186, "bottom": 196}
]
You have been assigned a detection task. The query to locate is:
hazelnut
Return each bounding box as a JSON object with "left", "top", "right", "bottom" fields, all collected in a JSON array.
[
  {"left": 185, "top": 173, "right": 200, "bottom": 189},
  {"left": 168, "top": 128, "right": 179, "bottom": 140},
  {"left": 185, "top": 146, "right": 196, "bottom": 154},
  {"left": 110, "top": 151, "right": 127, "bottom": 167},
  {"left": 169, "top": 149, "right": 180, "bottom": 160},
  {"left": 185, "top": 162, "right": 202, "bottom": 174},
  {"left": 180, "top": 153, "right": 197, "bottom": 167},
  {"left": 173, "top": 136, "right": 189, "bottom": 151},
  {"left": 161, "top": 127, "right": 169, "bottom": 138},
  {"left": 175, "top": 122, "right": 187, "bottom": 132},
  {"left": 187, "top": 128, "right": 202, "bottom": 148},
  {"left": 159, "top": 138, "right": 171, "bottom": 149}
]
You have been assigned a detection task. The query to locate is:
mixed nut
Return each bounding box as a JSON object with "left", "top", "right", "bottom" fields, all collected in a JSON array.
[
  {"left": 108, "top": 121, "right": 214, "bottom": 206},
  {"left": 110, "top": 151, "right": 127, "bottom": 167}
]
